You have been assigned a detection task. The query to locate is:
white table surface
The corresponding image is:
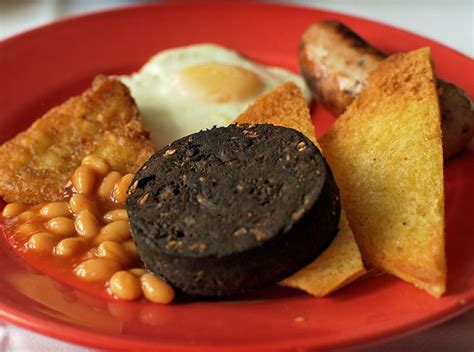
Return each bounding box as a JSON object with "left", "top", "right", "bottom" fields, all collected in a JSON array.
[{"left": 0, "top": 1, "right": 473, "bottom": 351}]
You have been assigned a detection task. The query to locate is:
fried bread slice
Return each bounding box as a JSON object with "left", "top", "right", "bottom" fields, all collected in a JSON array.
[
  {"left": 320, "top": 48, "right": 446, "bottom": 297},
  {"left": 236, "top": 82, "right": 318, "bottom": 146},
  {"left": 0, "top": 75, "right": 155, "bottom": 204},
  {"left": 236, "top": 82, "right": 366, "bottom": 296},
  {"left": 281, "top": 210, "right": 364, "bottom": 296}
]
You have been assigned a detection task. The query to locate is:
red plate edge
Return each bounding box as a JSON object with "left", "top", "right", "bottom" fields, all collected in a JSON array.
[
  {"left": 0, "top": 298, "right": 472, "bottom": 352},
  {"left": 0, "top": 1, "right": 473, "bottom": 351},
  {"left": 2, "top": 0, "right": 473, "bottom": 64}
]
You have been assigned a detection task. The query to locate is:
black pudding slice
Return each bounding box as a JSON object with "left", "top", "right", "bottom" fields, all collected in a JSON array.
[{"left": 126, "top": 124, "right": 340, "bottom": 297}]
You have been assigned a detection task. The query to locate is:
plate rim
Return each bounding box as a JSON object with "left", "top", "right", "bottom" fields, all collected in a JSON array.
[
  {"left": 0, "top": 1, "right": 473, "bottom": 350},
  {"left": 1, "top": 0, "right": 472, "bottom": 62},
  {"left": 0, "top": 291, "right": 472, "bottom": 351}
]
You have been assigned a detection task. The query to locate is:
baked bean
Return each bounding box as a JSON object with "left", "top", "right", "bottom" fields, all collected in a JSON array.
[
  {"left": 28, "top": 232, "right": 58, "bottom": 254},
  {"left": 55, "top": 238, "right": 88, "bottom": 257},
  {"left": 93, "top": 220, "right": 130, "bottom": 245},
  {"left": 39, "top": 202, "right": 70, "bottom": 218},
  {"left": 74, "top": 259, "right": 121, "bottom": 282},
  {"left": 30, "top": 202, "right": 47, "bottom": 211},
  {"left": 98, "top": 171, "right": 122, "bottom": 199},
  {"left": 7, "top": 152, "right": 180, "bottom": 304},
  {"left": 109, "top": 271, "right": 142, "bottom": 300},
  {"left": 122, "top": 240, "right": 139, "bottom": 259},
  {"left": 2, "top": 203, "right": 26, "bottom": 218},
  {"left": 18, "top": 210, "right": 43, "bottom": 223},
  {"left": 129, "top": 268, "right": 147, "bottom": 277},
  {"left": 82, "top": 248, "right": 97, "bottom": 260},
  {"left": 113, "top": 174, "right": 134, "bottom": 204},
  {"left": 140, "top": 274, "right": 175, "bottom": 304},
  {"left": 69, "top": 194, "right": 97, "bottom": 215},
  {"left": 72, "top": 165, "right": 95, "bottom": 194},
  {"left": 45, "top": 217, "right": 76, "bottom": 237},
  {"left": 18, "top": 223, "right": 43, "bottom": 236},
  {"left": 96, "top": 241, "right": 131, "bottom": 265},
  {"left": 75, "top": 210, "right": 99, "bottom": 239},
  {"left": 81, "top": 155, "right": 110, "bottom": 176},
  {"left": 103, "top": 209, "right": 128, "bottom": 223}
]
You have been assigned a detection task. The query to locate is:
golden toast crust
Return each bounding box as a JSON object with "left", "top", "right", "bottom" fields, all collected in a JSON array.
[
  {"left": 236, "top": 82, "right": 318, "bottom": 146},
  {"left": 320, "top": 48, "right": 446, "bottom": 297}
]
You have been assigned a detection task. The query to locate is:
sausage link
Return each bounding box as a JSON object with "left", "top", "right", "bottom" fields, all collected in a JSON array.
[{"left": 300, "top": 21, "right": 474, "bottom": 159}]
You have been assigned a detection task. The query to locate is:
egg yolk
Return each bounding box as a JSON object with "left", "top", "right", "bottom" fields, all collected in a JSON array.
[{"left": 175, "top": 64, "right": 264, "bottom": 103}]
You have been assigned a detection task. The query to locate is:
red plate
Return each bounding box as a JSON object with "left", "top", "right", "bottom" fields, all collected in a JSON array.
[{"left": 0, "top": 2, "right": 473, "bottom": 351}]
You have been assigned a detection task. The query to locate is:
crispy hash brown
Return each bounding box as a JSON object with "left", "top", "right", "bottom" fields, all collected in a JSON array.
[
  {"left": 0, "top": 75, "right": 154, "bottom": 204},
  {"left": 236, "top": 82, "right": 366, "bottom": 296},
  {"left": 320, "top": 48, "right": 446, "bottom": 297}
]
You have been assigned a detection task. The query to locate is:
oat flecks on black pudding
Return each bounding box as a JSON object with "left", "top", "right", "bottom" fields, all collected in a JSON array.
[{"left": 126, "top": 124, "right": 340, "bottom": 297}]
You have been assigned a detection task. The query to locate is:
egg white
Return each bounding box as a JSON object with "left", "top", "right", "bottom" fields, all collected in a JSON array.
[{"left": 120, "top": 44, "right": 312, "bottom": 150}]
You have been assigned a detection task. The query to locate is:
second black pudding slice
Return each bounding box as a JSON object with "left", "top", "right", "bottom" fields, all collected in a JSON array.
[{"left": 126, "top": 124, "right": 340, "bottom": 297}]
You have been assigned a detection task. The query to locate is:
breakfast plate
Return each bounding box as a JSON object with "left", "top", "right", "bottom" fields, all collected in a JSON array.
[{"left": 0, "top": 1, "right": 473, "bottom": 351}]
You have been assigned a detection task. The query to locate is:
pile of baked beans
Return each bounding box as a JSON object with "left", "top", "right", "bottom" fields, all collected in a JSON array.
[{"left": 2, "top": 155, "right": 174, "bottom": 304}]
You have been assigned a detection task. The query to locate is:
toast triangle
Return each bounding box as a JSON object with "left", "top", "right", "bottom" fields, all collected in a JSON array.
[
  {"left": 236, "top": 82, "right": 366, "bottom": 296},
  {"left": 320, "top": 48, "right": 446, "bottom": 297}
]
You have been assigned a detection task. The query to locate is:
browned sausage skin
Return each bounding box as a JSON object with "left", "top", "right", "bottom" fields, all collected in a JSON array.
[
  {"left": 299, "top": 21, "right": 384, "bottom": 116},
  {"left": 300, "top": 20, "right": 474, "bottom": 159},
  {"left": 437, "top": 80, "right": 474, "bottom": 157}
]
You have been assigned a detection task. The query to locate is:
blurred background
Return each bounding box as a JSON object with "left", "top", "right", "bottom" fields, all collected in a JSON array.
[{"left": 0, "top": 0, "right": 473, "bottom": 57}]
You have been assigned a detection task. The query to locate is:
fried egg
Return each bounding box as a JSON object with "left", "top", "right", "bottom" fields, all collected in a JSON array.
[{"left": 121, "top": 44, "right": 312, "bottom": 149}]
